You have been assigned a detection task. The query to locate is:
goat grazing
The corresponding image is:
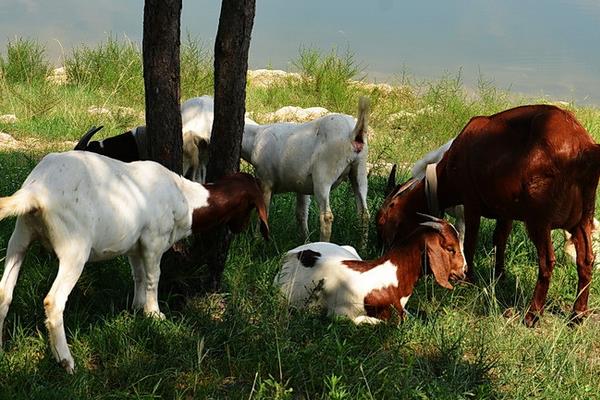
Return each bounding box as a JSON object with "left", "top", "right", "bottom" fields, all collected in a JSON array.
[
  {"left": 377, "top": 104, "right": 600, "bottom": 326},
  {"left": 275, "top": 214, "right": 466, "bottom": 323},
  {"left": 0, "top": 151, "right": 269, "bottom": 373},
  {"left": 242, "top": 97, "right": 370, "bottom": 246}
]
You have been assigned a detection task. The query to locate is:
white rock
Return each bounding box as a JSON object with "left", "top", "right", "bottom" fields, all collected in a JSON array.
[
  {"left": 0, "top": 114, "right": 18, "bottom": 124},
  {"left": 46, "top": 67, "right": 67, "bottom": 85},
  {"left": 248, "top": 69, "right": 302, "bottom": 88}
]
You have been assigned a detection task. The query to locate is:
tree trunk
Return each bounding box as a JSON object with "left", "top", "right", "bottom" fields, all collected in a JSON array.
[
  {"left": 201, "top": 0, "right": 256, "bottom": 290},
  {"left": 142, "top": 0, "right": 182, "bottom": 172}
]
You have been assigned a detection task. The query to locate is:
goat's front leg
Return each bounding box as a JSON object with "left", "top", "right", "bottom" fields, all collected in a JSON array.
[
  {"left": 493, "top": 219, "right": 513, "bottom": 277},
  {"left": 141, "top": 252, "right": 164, "bottom": 319},
  {"left": 0, "top": 219, "right": 33, "bottom": 348},
  {"left": 570, "top": 220, "right": 594, "bottom": 323},
  {"left": 295, "top": 194, "right": 311, "bottom": 240},
  {"left": 353, "top": 315, "right": 382, "bottom": 325},
  {"left": 128, "top": 255, "right": 146, "bottom": 311},
  {"left": 349, "top": 160, "right": 370, "bottom": 248},
  {"left": 524, "top": 225, "right": 555, "bottom": 327},
  {"left": 314, "top": 184, "right": 333, "bottom": 242},
  {"left": 463, "top": 206, "right": 481, "bottom": 281},
  {"left": 44, "top": 248, "right": 88, "bottom": 374}
]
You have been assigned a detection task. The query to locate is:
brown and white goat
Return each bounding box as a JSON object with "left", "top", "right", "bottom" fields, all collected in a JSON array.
[
  {"left": 377, "top": 104, "right": 600, "bottom": 326},
  {"left": 275, "top": 214, "right": 466, "bottom": 323},
  {"left": 0, "top": 151, "right": 268, "bottom": 373}
]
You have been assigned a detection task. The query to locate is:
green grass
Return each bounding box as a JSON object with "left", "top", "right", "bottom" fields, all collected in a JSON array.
[{"left": 0, "top": 38, "right": 600, "bottom": 399}]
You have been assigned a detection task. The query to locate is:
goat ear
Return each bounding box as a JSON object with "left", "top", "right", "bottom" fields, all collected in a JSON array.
[
  {"left": 426, "top": 242, "right": 453, "bottom": 290},
  {"left": 385, "top": 164, "right": 397, "bottom": 196},
  {"left": 74, "top": 126, "right": 103, "bottom": 150},
  {"left": 252, "top": 184, "right": 270, "bottom": 241}
]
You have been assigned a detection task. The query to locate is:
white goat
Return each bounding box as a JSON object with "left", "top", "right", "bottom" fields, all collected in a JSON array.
[
  {"left": 0, "top": 151, "right": 268, "bottom": 373},
  {"left": 409, "top": 138, "right": 465, "bottom": 248},
  {"left": 242, "top": 97, "right": 370, "bottom": 245},
  {"left": 181, "top": 96, "right": 258, "bottom": 183}
]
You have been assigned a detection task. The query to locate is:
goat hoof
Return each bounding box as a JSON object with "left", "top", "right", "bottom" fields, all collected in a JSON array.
[
  {"left": 59, "top": 358, "right": 75, "bottom": 374},
  {"left": 568, "top": 310, "right": 588, "bottom": 327},
  {"left": 523, "top": 312, "right": 539, "bottom": 328}
]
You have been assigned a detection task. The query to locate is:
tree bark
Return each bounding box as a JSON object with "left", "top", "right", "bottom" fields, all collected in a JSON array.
[
  {"left": 142, "top": 0, "right": 183, "bottom": 172},
  {"left": 201, "top": 0, "right": 256, "bottom": 290}
]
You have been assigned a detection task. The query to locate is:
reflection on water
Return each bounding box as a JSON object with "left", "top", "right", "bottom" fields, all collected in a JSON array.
[{"left": 0, "top": 0, "right": 598, "bottom": 105}]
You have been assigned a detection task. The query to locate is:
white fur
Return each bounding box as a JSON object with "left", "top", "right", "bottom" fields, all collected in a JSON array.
[
  {"left": 0, "top": 151, "right": 211, "bottom": 373},
  {"left": 564, "top": 218, "right": 600, "bottom": 268},
  {"left": 275, "top": 242, "right": 401, "bottom": 322},
  {"left": 243, "top": 98, "right": 370, "bottom": 245},
  {"left": 180, "top": 96, "right": 258, "bottom": 183}
]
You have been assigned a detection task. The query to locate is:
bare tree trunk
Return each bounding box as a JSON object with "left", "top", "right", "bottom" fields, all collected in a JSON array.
[
  {"left": 201, "top": 0, "right": 256, "bottom": 290},
  {"left": 143, "top": 0, "right": 182, "bottom": 172}
]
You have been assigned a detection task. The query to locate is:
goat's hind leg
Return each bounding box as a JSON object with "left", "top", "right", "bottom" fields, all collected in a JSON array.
[
  {"left": 0, "top": 218, "right": 33, "bottom": 347},
  {"left": 349, "top": 161, "right": 370, "bottom": 248},
  {"left": 128, "top": 255, "right": 146, "bottom": 311},
  {"left": 314, "top": 185, "right": 333, "bottom": 242},
  {"left": 524, "top": 225, "right": 555, "bottom": 328},
  {"left": 493, "top": 219, "right": 513, "bottom": 277},
  {"left": 295, "top": 194, "right": 311, "bottom": 240},
  {"left": 44, "top": 246, "right": 88, "bottom": 373},
  {"left": 569, "top": 221, "right": 594, "bottom": 324}
]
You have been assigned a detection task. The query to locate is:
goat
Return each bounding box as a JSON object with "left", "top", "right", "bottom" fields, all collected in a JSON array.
[
  {"left": 73, "top": 96, "right": 236, "bottom": 183},
  {"left": 377, "top": 104, "right": 600, "bottom": 326},
  {"left": 0, "top": 151, "right": 269, "bottom": 373},
  {"left": 275, "top": 214, "right": 466, "bottom": 324},
  {"left": 242, "top": 97, "right": 370, "bottom": 246}
]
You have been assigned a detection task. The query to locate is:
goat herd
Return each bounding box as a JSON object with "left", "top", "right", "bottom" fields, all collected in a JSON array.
[{"left": 0, "top": 95, "right": 599, "bottom": 373}]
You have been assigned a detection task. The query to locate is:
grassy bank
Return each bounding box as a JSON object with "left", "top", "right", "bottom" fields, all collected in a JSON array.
[{"left": 0, "top": 37, "right": 599, "bottom": 399}]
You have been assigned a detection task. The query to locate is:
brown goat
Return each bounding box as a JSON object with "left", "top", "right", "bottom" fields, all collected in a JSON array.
[{"left": 377, "top": 104, "right": 600, "bottom": 326}]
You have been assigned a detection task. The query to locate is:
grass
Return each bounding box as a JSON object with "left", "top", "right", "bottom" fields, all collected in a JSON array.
[{"left": 0, "top": 38, "right": 600, "bottom": 399}]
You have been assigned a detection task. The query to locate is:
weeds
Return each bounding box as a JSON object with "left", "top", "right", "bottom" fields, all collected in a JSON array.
[{"left": 0, "top": 38, "right": 599, "bottom": 399}]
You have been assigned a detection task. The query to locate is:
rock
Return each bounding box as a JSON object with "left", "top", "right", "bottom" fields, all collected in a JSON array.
[
  {"left": 248, "top": 69, "right": 302, "bottom": 88},
  {"left": 47, "top": 67, "right": 67, "bottom": 85},
  {"left": 87, "top": 106, "right": 112, "bottom": 116},
  {"left": 263, "top": 105, "right": 330, "bottom": 123},
  {"left": 0, "top": 114, "right": 18, "bottom": 124},
  {"left": 0, "top": 132, "right": 18, "bottom": 147}
]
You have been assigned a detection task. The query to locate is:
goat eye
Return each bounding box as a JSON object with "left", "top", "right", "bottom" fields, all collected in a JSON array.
[{"left": 447, "top": 246, "right": 455, "bottom": 254}]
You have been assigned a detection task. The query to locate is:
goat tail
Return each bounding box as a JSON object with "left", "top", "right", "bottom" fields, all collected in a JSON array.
[
  {"left": 352, "top": 96, "right": 370, "bottom": 146},
  {"left": 0, "top": 189, "right": 39, "bottom": 220}
]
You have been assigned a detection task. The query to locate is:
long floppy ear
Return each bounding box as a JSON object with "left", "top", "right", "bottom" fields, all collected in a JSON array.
[
  {"left": 426, "top": 241, "right": 453, "bottom": 289},
  {"left": 251, "top": 180, "right": 270, "bottom": 240},
  {"left": 385, "top": 164, "right": 397, "bottom": 196},
  {"left": 74, "top": 126, "right": 103, "bottom": 150}
]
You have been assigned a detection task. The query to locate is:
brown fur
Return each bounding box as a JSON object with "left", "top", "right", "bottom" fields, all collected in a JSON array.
[
  {"left": 376, "top": 104, "right": 600, "bottom": 326},
  {"left": 344, "top": 222, "right": 465, "bottom": 321},
  {"left": 192, "top": 172, "right": 269, "bottom": 239}
]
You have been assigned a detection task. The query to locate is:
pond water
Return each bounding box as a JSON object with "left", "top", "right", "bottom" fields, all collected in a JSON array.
[{"left": 1, "top": 0, "right": 599, "bottom": 105}]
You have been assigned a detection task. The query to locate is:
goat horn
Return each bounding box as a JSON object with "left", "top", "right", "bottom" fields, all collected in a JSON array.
[
  {"left": 385, "top": 164, "right": 397, "bottom": 196},
  {"left": 416, "top": 212, "right": 443, "bottom": 222},
  {"left": 419, "top": 221, "right": 444, "bottom": 232},
  {"left": 392, "top": 177, "right": 418, "bottom": 198},
  {"left": 74, "top": 126, "right": 104, "bottom": 150}
]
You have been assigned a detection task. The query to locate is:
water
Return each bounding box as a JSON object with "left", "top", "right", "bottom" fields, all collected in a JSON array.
[{"left": 1, "top": 0, "right": 599, "bottom": 105}]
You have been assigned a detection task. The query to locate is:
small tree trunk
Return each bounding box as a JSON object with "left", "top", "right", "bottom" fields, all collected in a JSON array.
[
  {"left": 201, "top": 0, "right": 256, "bottom": 290},
  {"left": 143, "top": 0, "right": 183, "bottom": 172}
]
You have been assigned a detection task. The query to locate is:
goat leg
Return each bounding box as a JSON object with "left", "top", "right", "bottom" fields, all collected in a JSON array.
[{"left": 524, "top": 225, "right": 555, "bottom": 328}]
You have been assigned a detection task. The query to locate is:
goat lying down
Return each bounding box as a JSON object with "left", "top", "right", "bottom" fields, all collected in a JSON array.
[
  {"left": 377, "top": 104, "right": 600, "bottom": 326},
  {"left": 275, "top": 215, "right": 466, "bottom": 323},
  {"left": 243, "top": 97, "right": 370, "bottom": 246},
  {"left": 0, "top": 151, "right": 269, "bottom": 373}
]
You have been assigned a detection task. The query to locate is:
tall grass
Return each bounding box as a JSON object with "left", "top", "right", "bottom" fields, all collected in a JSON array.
[
  {"left": 0, "top": 38, "right": 50, "bottom": 85},
  {"left": 0, "top": 38, "right": 599, "bottom": 399}
]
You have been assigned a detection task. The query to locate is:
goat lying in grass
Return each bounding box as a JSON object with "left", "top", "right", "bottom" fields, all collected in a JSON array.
[
  {"left": 0, "top": 151, "right": 269, "bottom": 373},
  {"left": 377, "top": 104, "right": 600, "bottom": 326},
  {"left": 275, "top": 214, "right": 466, "bottom": 323},
  {"left": 243, "top": 97, "right": 370, "bottom": 246}
]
